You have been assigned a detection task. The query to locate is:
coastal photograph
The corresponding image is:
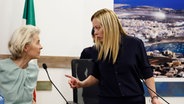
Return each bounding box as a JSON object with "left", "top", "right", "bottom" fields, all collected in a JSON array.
[{"left": 114, "top": 0, "right": 184, "bottom": 78}]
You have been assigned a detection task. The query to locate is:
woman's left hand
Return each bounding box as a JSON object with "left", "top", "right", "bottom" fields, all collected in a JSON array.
[{"left": 151, "top": 98, "right": 162, "bottom": 104}]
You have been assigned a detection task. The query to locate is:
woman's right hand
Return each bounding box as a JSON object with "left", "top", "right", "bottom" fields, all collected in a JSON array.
[{"left": 65, "top": 74, "right": 82, "bottom": 88}]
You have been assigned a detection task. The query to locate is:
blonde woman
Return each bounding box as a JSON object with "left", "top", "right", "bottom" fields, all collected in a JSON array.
[
  {"left": 66, "top": 8, "right": 161, "bottom": 104},
  {"left": 0, "top": 25, "right": 42, "bottom": 104}
]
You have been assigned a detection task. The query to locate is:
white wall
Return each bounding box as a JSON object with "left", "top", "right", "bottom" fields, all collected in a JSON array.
[
  {"left": 35, "top": 0, "right": 113, "bottom": 56},
  {"left": 0, "top": 0, "right": 24, "bottom": 54},
  {"left": 0, "top": 0, "right": 113, "bottom": 56}
]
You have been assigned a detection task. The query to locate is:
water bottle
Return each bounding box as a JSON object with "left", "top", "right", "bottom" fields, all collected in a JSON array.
[{"left": 0, "top": 95, "right": 4, "bottom": 104}]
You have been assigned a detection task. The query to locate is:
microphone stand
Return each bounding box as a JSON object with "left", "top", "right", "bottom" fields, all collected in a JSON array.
[{"left": 43, "top": 63, "right": 70, "bottom": 104}]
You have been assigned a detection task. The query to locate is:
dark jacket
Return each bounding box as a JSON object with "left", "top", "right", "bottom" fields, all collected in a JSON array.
[{"left": 92, "top": 35, "right": 153, "bottom": 97}]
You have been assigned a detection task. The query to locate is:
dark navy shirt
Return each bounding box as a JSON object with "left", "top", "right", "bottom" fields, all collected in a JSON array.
[
  {"left": 80, "top": 46, "right": 98, "bottom": 60},
  {"left": 91, "top": 35, "right": 153, "bottom": 97}
]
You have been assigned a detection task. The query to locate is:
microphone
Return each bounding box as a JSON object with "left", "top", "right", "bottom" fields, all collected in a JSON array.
[{"left": 42, "top": 63, "right": 70, "bottom": 104}]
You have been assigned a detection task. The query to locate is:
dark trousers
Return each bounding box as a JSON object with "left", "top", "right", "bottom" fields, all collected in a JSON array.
[
  {"left": 83, "top": 97, "right": 99, "bottom": 104},
  {"left": 99, "top": 95, "right": 145, "bottom": 104}
]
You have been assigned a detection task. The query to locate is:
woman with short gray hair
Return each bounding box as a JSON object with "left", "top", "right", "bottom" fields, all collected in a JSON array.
[{"left": 0, "top": 25, "right": 42, "bottom": 104}]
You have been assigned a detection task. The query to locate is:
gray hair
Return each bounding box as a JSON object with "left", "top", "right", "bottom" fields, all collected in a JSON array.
[{"left": 8, "top": 25, "right": 40, "bottom": 59}]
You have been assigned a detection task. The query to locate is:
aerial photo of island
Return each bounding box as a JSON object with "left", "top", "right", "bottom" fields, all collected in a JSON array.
[{"left": 114, "top": 0, "right": 184, "bottom": 78}]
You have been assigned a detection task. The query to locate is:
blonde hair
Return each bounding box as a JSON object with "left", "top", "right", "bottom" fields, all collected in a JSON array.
[
  {"left": 91, "top": 8, "right": 126, "bottom": 64},
  {"left": 8, "top": 25, "right": 40, "bottom": 60}
]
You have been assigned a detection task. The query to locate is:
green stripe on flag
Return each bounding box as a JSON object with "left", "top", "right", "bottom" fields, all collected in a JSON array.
[{"left": 23, "top": 0, "right": 36, "bottom": 26}]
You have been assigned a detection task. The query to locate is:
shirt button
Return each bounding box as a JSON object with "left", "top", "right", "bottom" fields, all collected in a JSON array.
[{"left": 115, "top": 71, "right": 118, "bottom": 74}]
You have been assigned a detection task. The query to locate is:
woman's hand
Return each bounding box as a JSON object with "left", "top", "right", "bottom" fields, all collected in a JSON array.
[
  {"left": 32, "top": 99, "right": 36, "bottom": 104},
  {"left": 151, "top": 97, "right": 162, "bottom": 104},
  {"left": 65, "top": 74, "right": 82, "bottom": 88}
]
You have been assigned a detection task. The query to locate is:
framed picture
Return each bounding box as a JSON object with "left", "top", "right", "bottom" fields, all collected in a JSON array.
[{"left": 114, "top": 0, "right": 184, "bottom": 78}]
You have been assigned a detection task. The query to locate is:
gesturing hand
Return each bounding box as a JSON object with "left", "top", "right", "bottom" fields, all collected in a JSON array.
[{"left": 65, "top": 74, "right": 82, "bottom": 88}]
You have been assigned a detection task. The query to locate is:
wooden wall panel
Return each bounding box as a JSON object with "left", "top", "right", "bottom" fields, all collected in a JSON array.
[
  {"left": 0, "top": 54, "right": 78, "bottom": 69},
  {"left": 38, "top": 56, "right": 78, "bottom": 68}
]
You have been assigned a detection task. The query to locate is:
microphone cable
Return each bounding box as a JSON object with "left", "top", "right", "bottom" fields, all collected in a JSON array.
[
  {"left": 141, "top": 78, "right": 170, "bottom": 104},
  {"left": 136, "top": 67, "right": 170, "bottom": 104}
]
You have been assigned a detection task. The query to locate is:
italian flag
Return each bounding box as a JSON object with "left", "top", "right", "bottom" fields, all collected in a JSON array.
[{"left": 23, "top": 0, "right": 36, "bottom": 26}]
